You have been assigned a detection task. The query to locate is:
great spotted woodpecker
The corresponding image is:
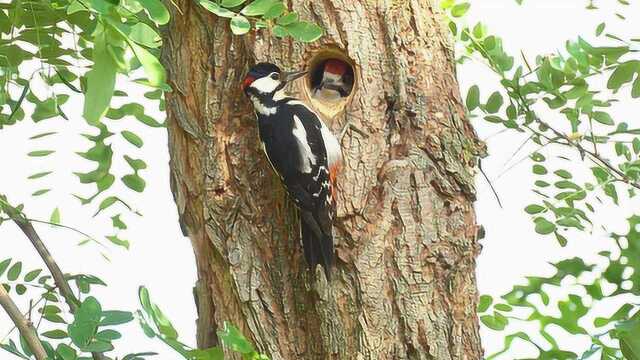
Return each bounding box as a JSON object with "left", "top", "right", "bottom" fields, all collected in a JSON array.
[
  {"left": 311, "top": 59, "right": 353, "bottom": 102},
  {"left": 242, "top": 62, "right": 342, "bottom": 279}
]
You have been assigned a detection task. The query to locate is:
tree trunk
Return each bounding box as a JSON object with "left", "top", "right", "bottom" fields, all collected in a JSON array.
[{"left": 160, "top": 1, "right": 485, "bottom": 359}]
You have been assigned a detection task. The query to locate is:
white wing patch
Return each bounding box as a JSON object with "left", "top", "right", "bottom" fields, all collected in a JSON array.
[
  {"left": 292, "top": 115, "right": 317, "bottom": 173},
  {"left": 320, "top": 123, "right": 342, "bottom": 168},
  {"left": 286, "top": 100, "right": 342, "bottom": 167}
]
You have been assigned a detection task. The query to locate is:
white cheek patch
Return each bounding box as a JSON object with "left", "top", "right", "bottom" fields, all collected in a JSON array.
[
  {"left": 251, "top": 76, "right": 280, "bottom": 94},
  {"left": 324, "top": 73, "right": 342, "bottom": 83}
]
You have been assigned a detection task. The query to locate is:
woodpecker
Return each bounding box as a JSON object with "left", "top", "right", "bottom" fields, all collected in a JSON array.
[
  {"left": 311, "top": 59, "right": 353, "bottom": 102},
  {"left": 242, "top": 62, "right": 343, "bottom": 279}
]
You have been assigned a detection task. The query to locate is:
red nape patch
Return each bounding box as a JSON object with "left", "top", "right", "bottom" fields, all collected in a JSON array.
[
  {"left": 242, "top": 75, "right": 255, "bottom": 91},
  {"left": 324, "top": 59, "right": 347, "bottom": 76}
]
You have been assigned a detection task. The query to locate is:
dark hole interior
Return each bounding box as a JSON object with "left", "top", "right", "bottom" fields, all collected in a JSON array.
[{"left": 309, "top": 58, "right": 354, "bottom": 100}]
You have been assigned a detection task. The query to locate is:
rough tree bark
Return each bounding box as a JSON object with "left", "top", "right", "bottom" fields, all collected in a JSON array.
[{"left": 160, "top": 1, "right": 486, "bottom": 359}]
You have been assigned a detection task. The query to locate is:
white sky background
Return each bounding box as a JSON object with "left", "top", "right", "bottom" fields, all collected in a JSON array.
[{"left": 1, "top": 0, "right": 639, "bottom": 358}]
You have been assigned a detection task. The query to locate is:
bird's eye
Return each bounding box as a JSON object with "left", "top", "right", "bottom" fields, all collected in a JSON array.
[{"left": 270, "top": 73, "right": 280, "bottom": 80}]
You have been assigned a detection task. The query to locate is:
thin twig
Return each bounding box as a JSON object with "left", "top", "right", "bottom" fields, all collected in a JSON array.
[
  {"left": 535, "top": 118, "right": 640, "bottom": 190},
  {"left": 0, "top": 284, "right": 48, "bottom": 360},
  {"left": 478, "top": 160, "right": 503, "bottom": 208},
  {"left": 2, "top": 201, "right": 108, "bottom": 360}
]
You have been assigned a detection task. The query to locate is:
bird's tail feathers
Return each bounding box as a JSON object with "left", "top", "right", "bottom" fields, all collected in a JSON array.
[{"left": 300, "top": 209, "right": 334, "bottom": 279}]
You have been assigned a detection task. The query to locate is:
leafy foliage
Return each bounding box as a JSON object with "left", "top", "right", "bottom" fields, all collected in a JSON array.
[
  {"left": 196, "top": 0, "right": 322, "bottom": 42},
  {"left": 445, "top": 0, "right": 640, "bottom": 357},
  {"left": 0, "top": 0, "right": 322, "bottom": 357}
]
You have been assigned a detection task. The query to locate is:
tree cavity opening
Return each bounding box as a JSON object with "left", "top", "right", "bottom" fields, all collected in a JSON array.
[{"left": 302, "top": 49, "right": 356, "bottom": 120}]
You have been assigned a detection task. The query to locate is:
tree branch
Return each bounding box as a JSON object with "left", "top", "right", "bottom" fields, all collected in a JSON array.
[
  {"left": 1, "top": 200, "right": 108, "bottom": 360},
  {"left": 535, "top": 118, "right": 640, "bottom": 190},
  {"left": 0, "top": 284, "right": 47, "bottom": 360}
]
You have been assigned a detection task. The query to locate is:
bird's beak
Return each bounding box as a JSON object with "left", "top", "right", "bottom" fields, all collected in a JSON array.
[{"left": 282, "top": 70, "right": 308, "bottom": 83}]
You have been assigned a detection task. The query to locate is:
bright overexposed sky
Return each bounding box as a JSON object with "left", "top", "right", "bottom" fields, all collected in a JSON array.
[{"left": 1, "top": 0, "right": 639, "bottom": 358}]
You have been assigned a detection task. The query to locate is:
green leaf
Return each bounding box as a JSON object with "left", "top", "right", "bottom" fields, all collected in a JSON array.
[
  {"left": 534, "top": 217, "right": 556, "bottom": 235},
  {"left": 68, "top": 297, "right": 102, "bottom": 347},
  {"left": 29, "top": 131, "right": 57, "bottom": 140},
  {"left": 554, "top": 169, "right": 572, "bottom": 179},
  {"left": 277, "top": 12, "right": 298, "bottom": 25},
  {"left": 107, "top": 103, "right": 165, "bottom": 127},
  {"left": 187, "top": 348, "right": 224, "bottom": 360},
  {"left": 83, "top": 28, "right": 117, "bottom": 125},
  {"left": 32, "top": 95, "right": 69, "bottom": 122},
  {"left": 138, "top": 287, "right": 180, "bottom": 340},
  {"left": 7, "top": 84, "right": 29, "bottom": 124},
  {"left": 533, "top": 164, "right": 547, "bottom": 175},
  {"left": 221, "top": 0, "right": 245, "bottom": 7},
  {"left": 607, "top": 60, "right": 639, "bottom": 91},
  {"left": 122, "top": 174, "right": 146, "bottom": 192},
  {"left": 50, "top": 207, "right": 61, "bottom": 225},
  {"left": 67, "top": 0, "right": 86, "bottom": 14},
  {"left": 42, "top": 329, "right": 68, "bottom": 339},
  {"left": 100, "top": 310, "right": 134, "bottom": 326},
  {"left": 0, "top": 259, "right": 11, "bottom": 277},
  {"left": 494, "top": 304, "right": 512, "bottom": 312},
  {"left": 28, "top": 150, "right": 54, "bottom": 157},
  {"left": 23, "top": 269, "right": 41, "bottom": 282},
  {"left": 137, "top": 0, "right": 170, "bottom": 25},
  {"left": 619, "top": 320, "right": 640, "bottom": 360},
  {"left": 632, "top": 76, "right": 640, "bottom": 98},
  {"left": 87, "top": 0, "right": 117, "bottom": 14},
  {"left": 477, "top": 295, "right": 493, "bottom": 312},
  {"left": 485, "top": 91, "right": 503, "bottom": 113},
  {"left": 230, "top": 15, "right": 251, "bottom": 35},
  {"left": 129, "top": 42, "right": 166, "bottom": 87},
  {"left": 106, "top": 235, "right": 130, "bottom": 250},
  {"left": 241, "top": 0, "right": 278, "bottom": 16},
  {"left": 125, "top": 23, "right": 162, "bottom": 48},
  {"left": 121, "top": 131, "right": 144, "bottom": 148},
  {"left": 592, "top": 111, "right": 614, "bottom": 125},
  {"left": 56, "top": 343, "right": 77, "bottom": 360},
  {"left": 97, "top": 329, "right": 122, "bottom": 341},
  {"left": 285, "top": 21, "right": 323, "bottom": 42},
  {"left": 596, "top": 22, "right": 605, "bottom": 36},
  {"left": 451, "top": 2, "right": 470, "bottom": 17},
  {"left": 15, "top": 284, "right": 26, "bottom": 295},
  {"left": 466, "top": 85, "right": 480, "bottom": 111},
  {"left": 28, "top": 171, "right": 53, "bottom": 179},
  {"left": 199, "top": 0, "right": 236, "bottom": 17},
  {"left": 7, "top": 261, "right": 22, "bottom": 281},
  {"left": 272, "top": 25, "right": 288, "bottom": 38},
  {"left": 440, "top": 0, "right": 455, "bottom": 9},
  {"left": 263, "top": 2, "right": 285, "bottom": 19},
  {"left": 124, "top": 156, "right": 147, "bottom": 171},
  {"left": 217, "top": 322, "right": 255, "bottom": 354},
  {"left": 483, "top": 115, "right": 502, "bottom": 123},
  {"left": 480, "top": 314, "right": 507, "bottom": 330},
  {"left": 111, "top": 214, "right": 127, "bottom": 230},
  {"left": 32, "top": 189, "right": 51, "bottom": 196},
  {"left": 525, "top": 204, "right": 545, "bottom": 214},
  {"left": 82, "top": 340, "right": 114, "bottom": 352}
]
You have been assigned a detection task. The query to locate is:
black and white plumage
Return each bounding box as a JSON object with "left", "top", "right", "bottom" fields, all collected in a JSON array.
[
  {"left": 311, "top": 59, "right": 354, "bottom": 102},
  {"left": 242, "top": 62, "right": 342, "bottom": 279}
]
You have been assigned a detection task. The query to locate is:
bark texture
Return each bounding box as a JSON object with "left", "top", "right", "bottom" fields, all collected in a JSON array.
[{"left": 161, "top": 1, "right": 485, "bottom": 359}]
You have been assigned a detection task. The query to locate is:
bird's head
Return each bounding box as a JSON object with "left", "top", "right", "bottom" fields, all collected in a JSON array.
[
  {"left": 242, "top": 62, "right": 307, "bottom": 97},
  {"left": 318, "top": 59, "right": 351, "bottom": 94}
]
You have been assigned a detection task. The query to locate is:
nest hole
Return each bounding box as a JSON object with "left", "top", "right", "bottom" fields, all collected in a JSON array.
[{"left": 302, "top": 49, "right": 356, "bottom": 120}]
